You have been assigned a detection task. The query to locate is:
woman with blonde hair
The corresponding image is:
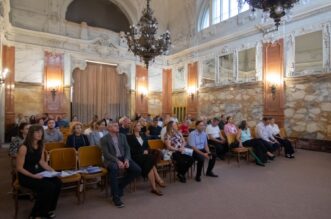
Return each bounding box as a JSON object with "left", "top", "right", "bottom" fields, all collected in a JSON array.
[
  {"left": 126, "top": 121, "right": 165, "bottom": 195},
  {"left": 66, "top": 122, "right": 90, "bottom": 149},
  {"left": 164, "top": 121, "right": 194, "bottom": 183}
]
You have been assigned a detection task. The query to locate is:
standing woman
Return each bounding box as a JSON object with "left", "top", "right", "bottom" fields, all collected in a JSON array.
[
  {"left": 127, "top": 121, "right": 165, "bottom": 196},
  {"left": 164, "top": 121, "right": 194, "bottom": 183},
  {"left": 66, "top": 122, "right": 90, "bottom": 150},
  {"left": 16, "top": 125, "right": 62, "bottom": 219}
]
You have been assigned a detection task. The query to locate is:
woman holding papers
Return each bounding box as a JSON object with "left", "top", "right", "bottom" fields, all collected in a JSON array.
[
  {"left": 16, "top": 125, "right": 62, "bottom": 219},
  {"left": 164, "top": 121, "right": 194, "bottom": 183},
  {"left": 127, "top": 121, "right": 165, "bottom": 196}
]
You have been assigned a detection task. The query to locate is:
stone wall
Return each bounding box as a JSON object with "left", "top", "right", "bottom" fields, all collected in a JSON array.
[
  {"left": 199, "top": 82, "right": 264, "bottom": 127},
  {"left": 285, "top": 74, "right": 331, "bottom": 140}
]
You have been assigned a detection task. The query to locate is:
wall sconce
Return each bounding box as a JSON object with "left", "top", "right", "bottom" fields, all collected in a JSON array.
[
  {"left": 47, "top": 80, "right": 60, "bottom": 101},
  {"left": 138, "top": 86, "right": 148, "bottom": 101},
  {"left": 187, "top": 86, "right": 197, "bottom": 100},
  {"left": 266, "top": 74, "right": 281, "bottom": 100},
  {"left": 0, "top": 68, "right": 9, "bottom": 85}
]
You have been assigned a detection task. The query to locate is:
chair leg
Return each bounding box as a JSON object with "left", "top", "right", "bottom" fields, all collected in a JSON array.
[
  {"left": 76, "top": 181, "right": 81, "bottom": 204},
  {"left": 14, "top": 192, "right": 18, "bottom": 219}
]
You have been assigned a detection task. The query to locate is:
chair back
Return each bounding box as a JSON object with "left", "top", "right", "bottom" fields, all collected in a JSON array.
[
  {"left": 148, "top": 139, "right": 165, "bottom": 150},
  {"left": 49, "top": 148, "right": 77, "bottom": 171},
  {"left": 250, "top": 127, "right": 256, "bottom": 138},
  {"left": 226, "top": 134, "right": 237, "bottom": 145},
  {"left": 45, "top": 142, "right": 66, "bottom": 152},
  {"left": 221, "top": 130, "right": 226, "bottom": 138},
  {"left": 78, "top": 146, "right": 103, "bottom": 168},
  {"left": 279, "top": 128, "right": 286, "bottom": 138}
]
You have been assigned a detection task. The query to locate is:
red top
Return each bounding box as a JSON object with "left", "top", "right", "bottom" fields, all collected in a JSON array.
[{"left": 178, "top": 124, "right": 189, "bottom": 136}]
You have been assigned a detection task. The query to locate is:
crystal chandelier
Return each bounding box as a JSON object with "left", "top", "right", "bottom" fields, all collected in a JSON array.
[
  {"left": 125, "top": 0, "right": 171, "bottom": 69},
  {"left": 243, "top": 0, "right": 300, "bottom": 29}
]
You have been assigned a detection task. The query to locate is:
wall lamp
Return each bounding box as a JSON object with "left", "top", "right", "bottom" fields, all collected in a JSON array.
[
  {"left": 138, "top": 86, "right": 148, "bottom": 101},
  {"left": 187, "top": 86, "right": 197, "bottom": 100},
  {"left": 47, "top": 80, "right": 60, "bottom": 101},
  {"left": 0, "top": 68, "right": 9, "bottom": 85},
  {"left": 266, "top": 74, "right": 281, "bottom": 100}
]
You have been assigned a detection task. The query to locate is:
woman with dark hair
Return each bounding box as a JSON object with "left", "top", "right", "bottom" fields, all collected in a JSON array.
[
  {"left": 16, "top": 125, "right": 62, "bottom": 219},
  {"left": 164, "top": 121, "right": 194, "bottom": 183},
  {"left": 66, "top": 122, "right": 90, "bottom": 150},
  {"left": 29, "top": 115, "right": 37, "bottom": 124},
  {"left": 127, "top": 121, "right": 165, "bottom": 196},
  {"left": 9, "top": 122, "right": 30, "bottom": 157},
  {"left": 224, "top": 116, "right": 238, "bottom": 136},
  {"left": 236, "top": 120, "right": 275, "bottom": 166}
]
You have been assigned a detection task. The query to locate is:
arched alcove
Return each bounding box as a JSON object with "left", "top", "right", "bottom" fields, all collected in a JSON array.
[{"left": 65, "top": 0, "right": 130, "bottom": 33}]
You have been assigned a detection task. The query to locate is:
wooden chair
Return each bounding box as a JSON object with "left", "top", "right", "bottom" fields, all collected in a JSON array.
[
  {"left": 10, "top": 156, "right": 34, "bottom": 219},
  {"left": 49, "top": 148, "right": 82, "bottom": 203},
  {"left": 77, "top": 146, "right": 108, "bottom": 202},
  {"left": 250, "top": 127, "right": 256, "bottom": 138},
  {"left": 45, "top": 142, "right": 66, "bottom": 152},
  {"left": 226, "top": 134, "right": 249, "bottom": 167},
  {"left": 148, "top": 139, "right": 173, "bottom": 182},
  {"left": 279, "top": 128, "right": 297, "bottom": 149}
]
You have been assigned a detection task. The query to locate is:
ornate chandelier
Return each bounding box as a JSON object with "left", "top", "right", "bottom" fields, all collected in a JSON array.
[
  {"left": 244, "top": 0, "right": 300, "bottom": 29},
  {"left": 125, "top": 0, "right": 171, "bottom": 69}
]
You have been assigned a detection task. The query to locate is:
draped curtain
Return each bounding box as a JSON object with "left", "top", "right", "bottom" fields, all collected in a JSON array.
[{"left": 72, "top": 63, "right": 128, "bottom": 124}]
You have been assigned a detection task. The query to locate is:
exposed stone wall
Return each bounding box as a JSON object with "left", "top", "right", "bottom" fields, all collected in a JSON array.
[
  {"left": 198, "top": 82, "right": 264, "bottom": 127},
  {"left": 285, "top": 74, "right": 331, "bottom": 140}
]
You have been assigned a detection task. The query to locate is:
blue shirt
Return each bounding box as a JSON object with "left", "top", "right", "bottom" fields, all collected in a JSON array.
[{"left": 188, "top": 130, "right": 208, "bottom": 150}]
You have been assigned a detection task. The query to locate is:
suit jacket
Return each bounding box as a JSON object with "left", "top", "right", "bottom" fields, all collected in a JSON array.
[
  {"left": 126, "top": 134, "right": 149, "bottom": 159},
  {"left": 100, "top": 133, "right": 131, "bottom": 167}
]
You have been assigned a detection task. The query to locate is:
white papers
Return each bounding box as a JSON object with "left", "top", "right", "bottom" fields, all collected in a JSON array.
[
  {"left": 182, "top": 148, "right": 193, "bottom": 156},
  {"left": 37, "top": 171, "right": 61, "bottom": 178}
]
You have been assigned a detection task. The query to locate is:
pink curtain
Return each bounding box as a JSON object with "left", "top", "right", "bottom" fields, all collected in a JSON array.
[{"left": 72, "top": 63, "right": 128, "bottom": 124}]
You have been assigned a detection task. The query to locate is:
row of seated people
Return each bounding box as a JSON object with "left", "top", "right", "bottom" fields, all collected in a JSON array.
[{"left": 10, "top": 115, "right": 295, "bottom": 216}]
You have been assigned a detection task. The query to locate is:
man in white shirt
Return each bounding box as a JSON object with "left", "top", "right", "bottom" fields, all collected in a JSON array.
[
  {"left": 255, "top": 117, "right": 280, "bottom": 153},
  {"left": 270, "top": 118, "right": 295, "bottom": 158},
  {"left": 206, "top": 117, "right": 227, "bottom": 160}
]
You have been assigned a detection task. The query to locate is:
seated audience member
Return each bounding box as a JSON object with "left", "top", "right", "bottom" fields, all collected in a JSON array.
[
  {"left": 29, "top": 115, "right": 37, "bottom": 124},
  {"left": 164, "top": 121, "right": 194, "bottom": 183},
  {"left": 42, "top": 113, "right": 50, "bottom": 126},
  {"left": 56, "top": 115, "right": 69, "bottom": 128},
  {"left": 44, "top": 119, "right": 63, "bottom": 143},
  {"left": 134, "top": 113, "right": 142, "bottom": 121},
  {"left": 148, "top": 118, "right": 162, "bottom": 139},
  {"left": 145, "top": 114, "right": 153, "bottom": 123},
  {"left": 218, "top": 114, "right": 226, "bottom": 130},
  {"left": 66, "top": 122, "right": 90, "bottom": 150},
  {"left": 89, "top": 120, "right": 108, "bottom": 146},
  {"left": 156, "top": 116, "right": 163, "bottom": 127},
  {"left": 37, "top": 118, "right": 47, "bottom": 130},
  {"left": 119, "top": 117, "right": 131, "bottom": 135},
  {"left": 255, "top": 117, "right": 280, "bottom": 153},
  {"left": 9, "top": 122, "right": 30, "bottom": 157},
  {"left": 206, "top": 118, "right": 228, "bottom": 160},
  {"left": 103, "top": 113, "right": 112, "bottom": 126},
  {"left": 138, "top": 117, "right": 149, "bottom": 137},
  {"left": 127, "top": 121, "right": 165, "bottom": 196},
  {"left": 185, "top": 114, "right": 193, "bottom": 126},
  {"left": 188, "top": 120, "right": 218, "bottom": 182},
  {"left": 16, "top": 125, "right": 62, "bottom": 218},
  {"left": 84, "top": 121, "right": 96, "bottom": 136},
  {"left": 178, "top": 121, "right": 190, "bottom": 136},
  {"left": 100, "top": 121, "right": 141, "bottom": 208},
  {"left": 224, "top": 116, "right": 238, "bottom": 136},
  {"left": 171, "top": 114, "right": 179, "bottom": 123},
  {"left": 237, "top": 120, "right": 275, "bottom": 166},
  {"left": 160, "top": 117, "right": 171, "bottom": 142},
  {"left": 269, "top": 118, "right": 295, "bottom": 158}
]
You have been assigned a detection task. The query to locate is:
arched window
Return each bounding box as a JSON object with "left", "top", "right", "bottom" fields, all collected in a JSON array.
[{"left": 198, "top": 0, "right": 249, "bottom": 31}]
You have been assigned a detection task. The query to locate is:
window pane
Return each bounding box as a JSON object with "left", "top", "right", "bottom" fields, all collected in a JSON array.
[
  {"left": 212, "top": 0, "right": 221, "bottom": 24},
  {"left": 240, "top": 2, "right": 250, "bottom": 12},
  {"left": 201, "top": 10, "right": 210, "bottom": 30},
  {"left": 238, "top": 48, "right": 256, "bottom": 82},
  {"left": 221, "top": 0, "right": 229, "bottom": 21},
  {"left": 230, "top": 0, "right": 238, "bottom": 17}
]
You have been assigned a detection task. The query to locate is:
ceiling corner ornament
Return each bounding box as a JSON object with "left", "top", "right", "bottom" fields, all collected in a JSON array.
[
  {"left": 124, "top": 0, "right": 171, "bottom": 69},
  {"left": 242, "top": 0, "right": 301, "bottom": 30}
]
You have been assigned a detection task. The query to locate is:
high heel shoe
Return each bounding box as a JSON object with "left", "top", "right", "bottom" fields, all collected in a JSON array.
[
  {"left": 156, "top": 180, "right": 166, "bottom": 188},
  {"left": 151, "top": 189, "right": 163, "bottom": 196}
]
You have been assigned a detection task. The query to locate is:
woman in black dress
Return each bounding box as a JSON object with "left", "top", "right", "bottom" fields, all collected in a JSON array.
[
  {"left": 66, "top": 122, "right": 90, "bottom": 150},
  {"left": 127, "top": 121, "right": 165, "bottom": 196},
  {"left": 16, "top": 125, "right": 62, "bottom": 219}
]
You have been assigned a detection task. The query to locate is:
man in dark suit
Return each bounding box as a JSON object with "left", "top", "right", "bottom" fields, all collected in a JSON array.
[{"left": 100, "top": 121, "right": 141, "bottom": 208}]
